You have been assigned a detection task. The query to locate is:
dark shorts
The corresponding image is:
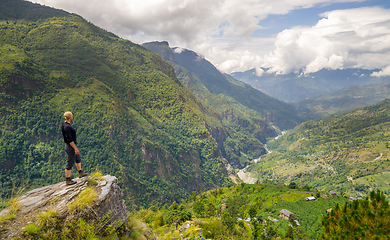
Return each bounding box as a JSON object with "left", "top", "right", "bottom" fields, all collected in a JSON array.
[{"left": 65, "top": 143, "right": 81, "bottom": 170}]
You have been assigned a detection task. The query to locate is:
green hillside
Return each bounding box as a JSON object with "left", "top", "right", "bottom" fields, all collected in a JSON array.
[
  {"left": 294, "top": 83, "right": 390, "bottom": 119},
  {"left": 322, "top": 190, "right": 390, "bottom": 239},
  {"left": 0, "top": 0, "right": 232, "bottom": 209},
  {"left": 248, "top": 99, "right": 390, "bottom": 199},
  {"left": 132, "top": 181, "right": 349, "bottom": 239},
  {"left": 143, "top": 41, "right": 307, "bottom": 168}
]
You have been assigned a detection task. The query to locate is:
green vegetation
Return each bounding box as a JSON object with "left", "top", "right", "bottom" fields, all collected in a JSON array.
[
  {"left": 0, "top": 44, "right": 26, "bottom": 69},
  {"left": 90, "top": 171, "right": 104, "bottom": 180},
  {"left": 143, "top": 41, "right": 307, "bottom": 168},
  {"left": 23, "top": 210, "right": 125, "bottom": 239},
  {"left": 12, "top": 173, "right": 126, "bottom": 239},
  {"left": 249, "top": 99, "right": 390, "bottom": 198},
  {"left": 68, "top": 186, "right": 98, "bottom": 213},
  {"left": 0, "top": 174, "right": 111, "bottom": 238},
  {"left": 322, "top": 190, "right": 390, "bottom": 239},
  {"left": 132, "top": 181, "right": 348, "bottom": 239},
  {"left": 294, "top": 83, "right": 390, "bottom": 119},
  {"left": 0, "top": 0, "right": 231, "bottom": 210},
  {"left": 24, "top": 223, "right": 41, "bottom": 236},
  {"left": 36, "top": 210, "right": 61, "bottom": 229},
  {"left": 0, "top": 196, "right": 20, "bottom": 234},
  {"left": 0, "top": 196, "right": 20, "bottom": 224}
]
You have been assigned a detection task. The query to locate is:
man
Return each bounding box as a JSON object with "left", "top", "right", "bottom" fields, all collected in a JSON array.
[{"left": 61, "top": 111, "right": 87, "bottom": 185}]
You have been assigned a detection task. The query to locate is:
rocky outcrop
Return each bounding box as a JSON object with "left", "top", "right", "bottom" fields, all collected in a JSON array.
[
  {"left": 0, "top": 175, "right": 127, "bottom": 239},
  {"left": 221, "top": 158, "right": 242, "bottom": 184}
]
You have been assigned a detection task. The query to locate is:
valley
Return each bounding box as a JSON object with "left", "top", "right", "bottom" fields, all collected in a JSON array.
[
  {"left": 1, "top": 1, "right": 390, "bottom": 239},
  {"left": 143, "top": 41, "right": 307, "bottom": 169},
  {"left": 245, "top": 99, "right": 390, "bottom": 199}
]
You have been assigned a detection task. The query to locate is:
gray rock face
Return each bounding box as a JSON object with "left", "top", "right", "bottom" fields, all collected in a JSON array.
[{"left": 0, "top": 175, "right": 127, "bottom": 239}]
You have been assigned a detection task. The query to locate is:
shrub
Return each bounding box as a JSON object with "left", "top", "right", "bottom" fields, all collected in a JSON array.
[
  {"left": 0, "top": 196, "right": 20, "bottom": 229},
  {"left": 90, "top": 171, "right": 104, "bottom": 180},
  {"left": 193, "top": 201, "right": 205, "bottom": 216},
  {"left": 154, "top": 212, "right": 165, "bottom": 227},
  {"left": 68, "top": 186, "right": 98, "bottom": 212},
  {"left": 37, "top": 210, "right": 60, "bottom": 229},
  {"left": 24, "top": 223, "right": 41, "bottom": 236},
  {"left": 288, "top": 182, "right": 298, "bottom": 189},
  {"left": 148, "top": 205, "right": 158, "bottom": 212},
  {"left": 165, "top": 209, "right": 192, "bottom": 225}
]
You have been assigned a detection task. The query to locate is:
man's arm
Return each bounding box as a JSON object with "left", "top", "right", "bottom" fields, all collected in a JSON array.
[{"left": 69, "top": 141, "right": 79, "bottom": 155}]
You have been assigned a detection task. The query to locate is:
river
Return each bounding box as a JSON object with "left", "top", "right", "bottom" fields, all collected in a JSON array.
[{"left": 236, "top": 131, "right": 285, "bottom": 183}]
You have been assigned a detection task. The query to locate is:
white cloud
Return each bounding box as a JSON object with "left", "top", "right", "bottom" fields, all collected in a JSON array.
[
  {"left": 305, "top": 55, "right": 344, "bottom": 73},
  {"left": 173, "top": 47, "right": 185, "bottom": 54},
  {"left": 372, "top": 65, "right": 390, "bottom": 77},
  {"left": 263, "top": 7, "right": 390, "bottom": 74},
  {"left": 255, "top": 67, "right": 265, "bottom": 76},
  {"left": 31, "top": 0, "right": 390, "bottom": 74}
]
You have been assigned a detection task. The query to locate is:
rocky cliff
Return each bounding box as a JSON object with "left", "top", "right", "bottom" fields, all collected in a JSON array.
[{"left": 0, "top": 174, "right": 127, "bottom": 239}]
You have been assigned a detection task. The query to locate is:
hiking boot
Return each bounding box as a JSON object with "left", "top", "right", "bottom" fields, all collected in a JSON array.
[
  {"left": 66, "top": 178, "right": 77, "bottom": 185},
  {"left": 78, "top": 170, "right": 88, "bottom": 178}
]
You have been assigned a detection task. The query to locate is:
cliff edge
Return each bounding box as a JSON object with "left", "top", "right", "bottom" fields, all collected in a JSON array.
[{"left": 0, "top": 174, "right": 127, "bottom": 239}]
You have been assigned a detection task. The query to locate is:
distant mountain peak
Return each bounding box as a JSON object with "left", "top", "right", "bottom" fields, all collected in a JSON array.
[{"left": 231, "top": 67, "right": 390, "bottom": 102}]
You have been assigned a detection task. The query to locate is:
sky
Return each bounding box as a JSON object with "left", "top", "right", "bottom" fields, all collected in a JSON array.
[{"left": 31, "top": 0, "right": 390, "bottom": 76}]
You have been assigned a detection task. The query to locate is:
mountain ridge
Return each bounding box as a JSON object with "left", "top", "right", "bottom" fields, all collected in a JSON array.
[
  {"left": 294, "top": 82, "right": 390, "bottom": 119},
  {"left": 231, "top": 68, "right": 390, "bottom": 102},
  {"left": 0, "top": 0, "right": 232, "bottom": 209},
  {"left": 143, "top": 41, "right": 308, "bottom": 168}
]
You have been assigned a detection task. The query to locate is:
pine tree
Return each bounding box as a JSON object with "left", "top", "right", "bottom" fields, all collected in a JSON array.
[{"left": 322, "top": 190, "right": 390, "bottom": 239}]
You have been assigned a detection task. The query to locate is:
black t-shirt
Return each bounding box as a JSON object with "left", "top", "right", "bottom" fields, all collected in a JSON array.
[{"left": 61, "top": 122, "right": 77, "bottom": 145}]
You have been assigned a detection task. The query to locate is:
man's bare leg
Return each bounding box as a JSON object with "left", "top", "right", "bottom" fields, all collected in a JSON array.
[
  {"left": 65, "top": 169, "right": 71, "bottom": 178},
  {"left": 75, "top": 163, "right": 81, "bottom": 171},
  {"left": 76, "top": 163, "right": 87, "bottom": 178}
]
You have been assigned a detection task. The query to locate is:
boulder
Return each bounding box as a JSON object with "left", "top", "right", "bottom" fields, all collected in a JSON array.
[{"left": 0, "top": 175, "right": 127, "bottom": 239}]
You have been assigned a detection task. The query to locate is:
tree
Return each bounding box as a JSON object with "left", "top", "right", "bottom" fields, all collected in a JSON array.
[
  {"left": 250, "top": 215, "right": 262, "bottom": 240},
  {"left": 193, "top": 201, "right": 205, "bottom": 217},
  {"left": 288, "top": 182, "right": 298, "bottom": 189},
  {"left": 221, "top": 212, "right": 235, "bottom": 230},
  {"left": 285, "top": 226, "right": 294, "bottom": 239},
  {"left": 322, "top": 190, "right": 390, "bottom": 239},
  {"left": 205, "top": 202, "right": 215, "bottom": 217},
  {"left": 248, "top": 205, "right": 258, "bottom": 219}
]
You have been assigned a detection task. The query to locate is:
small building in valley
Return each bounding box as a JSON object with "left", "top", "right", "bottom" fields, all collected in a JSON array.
[
  {"left": 349, "top": 197, "right": 357, "bottom": 202},
  {"left": 280, "top": 209, "right": 296, "bottom": 221},
  {"left": 329, "top": 191, "right": 337, "bottom": 197},
  {"left": 306, "top": 196, "right": 316, "bottom": 201}
]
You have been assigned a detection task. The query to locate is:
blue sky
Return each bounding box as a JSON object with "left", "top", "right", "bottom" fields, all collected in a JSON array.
[
  {"left": 33, "top": 0, "right": 390, "bottom": 76},
  {"left": 256, "top": 0, "right": 390, "bottom": 37}
]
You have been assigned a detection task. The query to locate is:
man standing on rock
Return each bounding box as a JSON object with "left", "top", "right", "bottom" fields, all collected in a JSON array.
[{"left": 61, "top": 111, "right": 88, "bottom": 185}]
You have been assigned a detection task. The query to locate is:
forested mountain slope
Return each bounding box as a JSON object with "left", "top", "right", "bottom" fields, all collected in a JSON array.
[
  {"left": 0, "top": 0, "right": 232, "bottom": 209},
  {"left": 294, "top": 83, "right": 390, "bottom": 119},
  {"left": 143, "top": 41, "right": 308, "bottom": 168},
  {"left": 248, "top": 99, "right": 390, "bottom": 198}
]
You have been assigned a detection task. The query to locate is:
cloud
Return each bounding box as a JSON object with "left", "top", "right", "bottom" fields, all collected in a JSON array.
[
  {"left": 263, "top": 7, "right": 390, "bottom": 74},
  {"left": 372, "top": 65, "right": 390, "bottom": 77},
  {"left": 173, "top": 47, "right": 185, "bottom": 54},
  {"left": 255, "top": 67, "right": 265, "bottom": 76},
  {"left": 32, "top": 0, "right": 390, "bottom": 74},
  {"left": 32, "top": 0, "right": 364, "bottom": 42}
]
